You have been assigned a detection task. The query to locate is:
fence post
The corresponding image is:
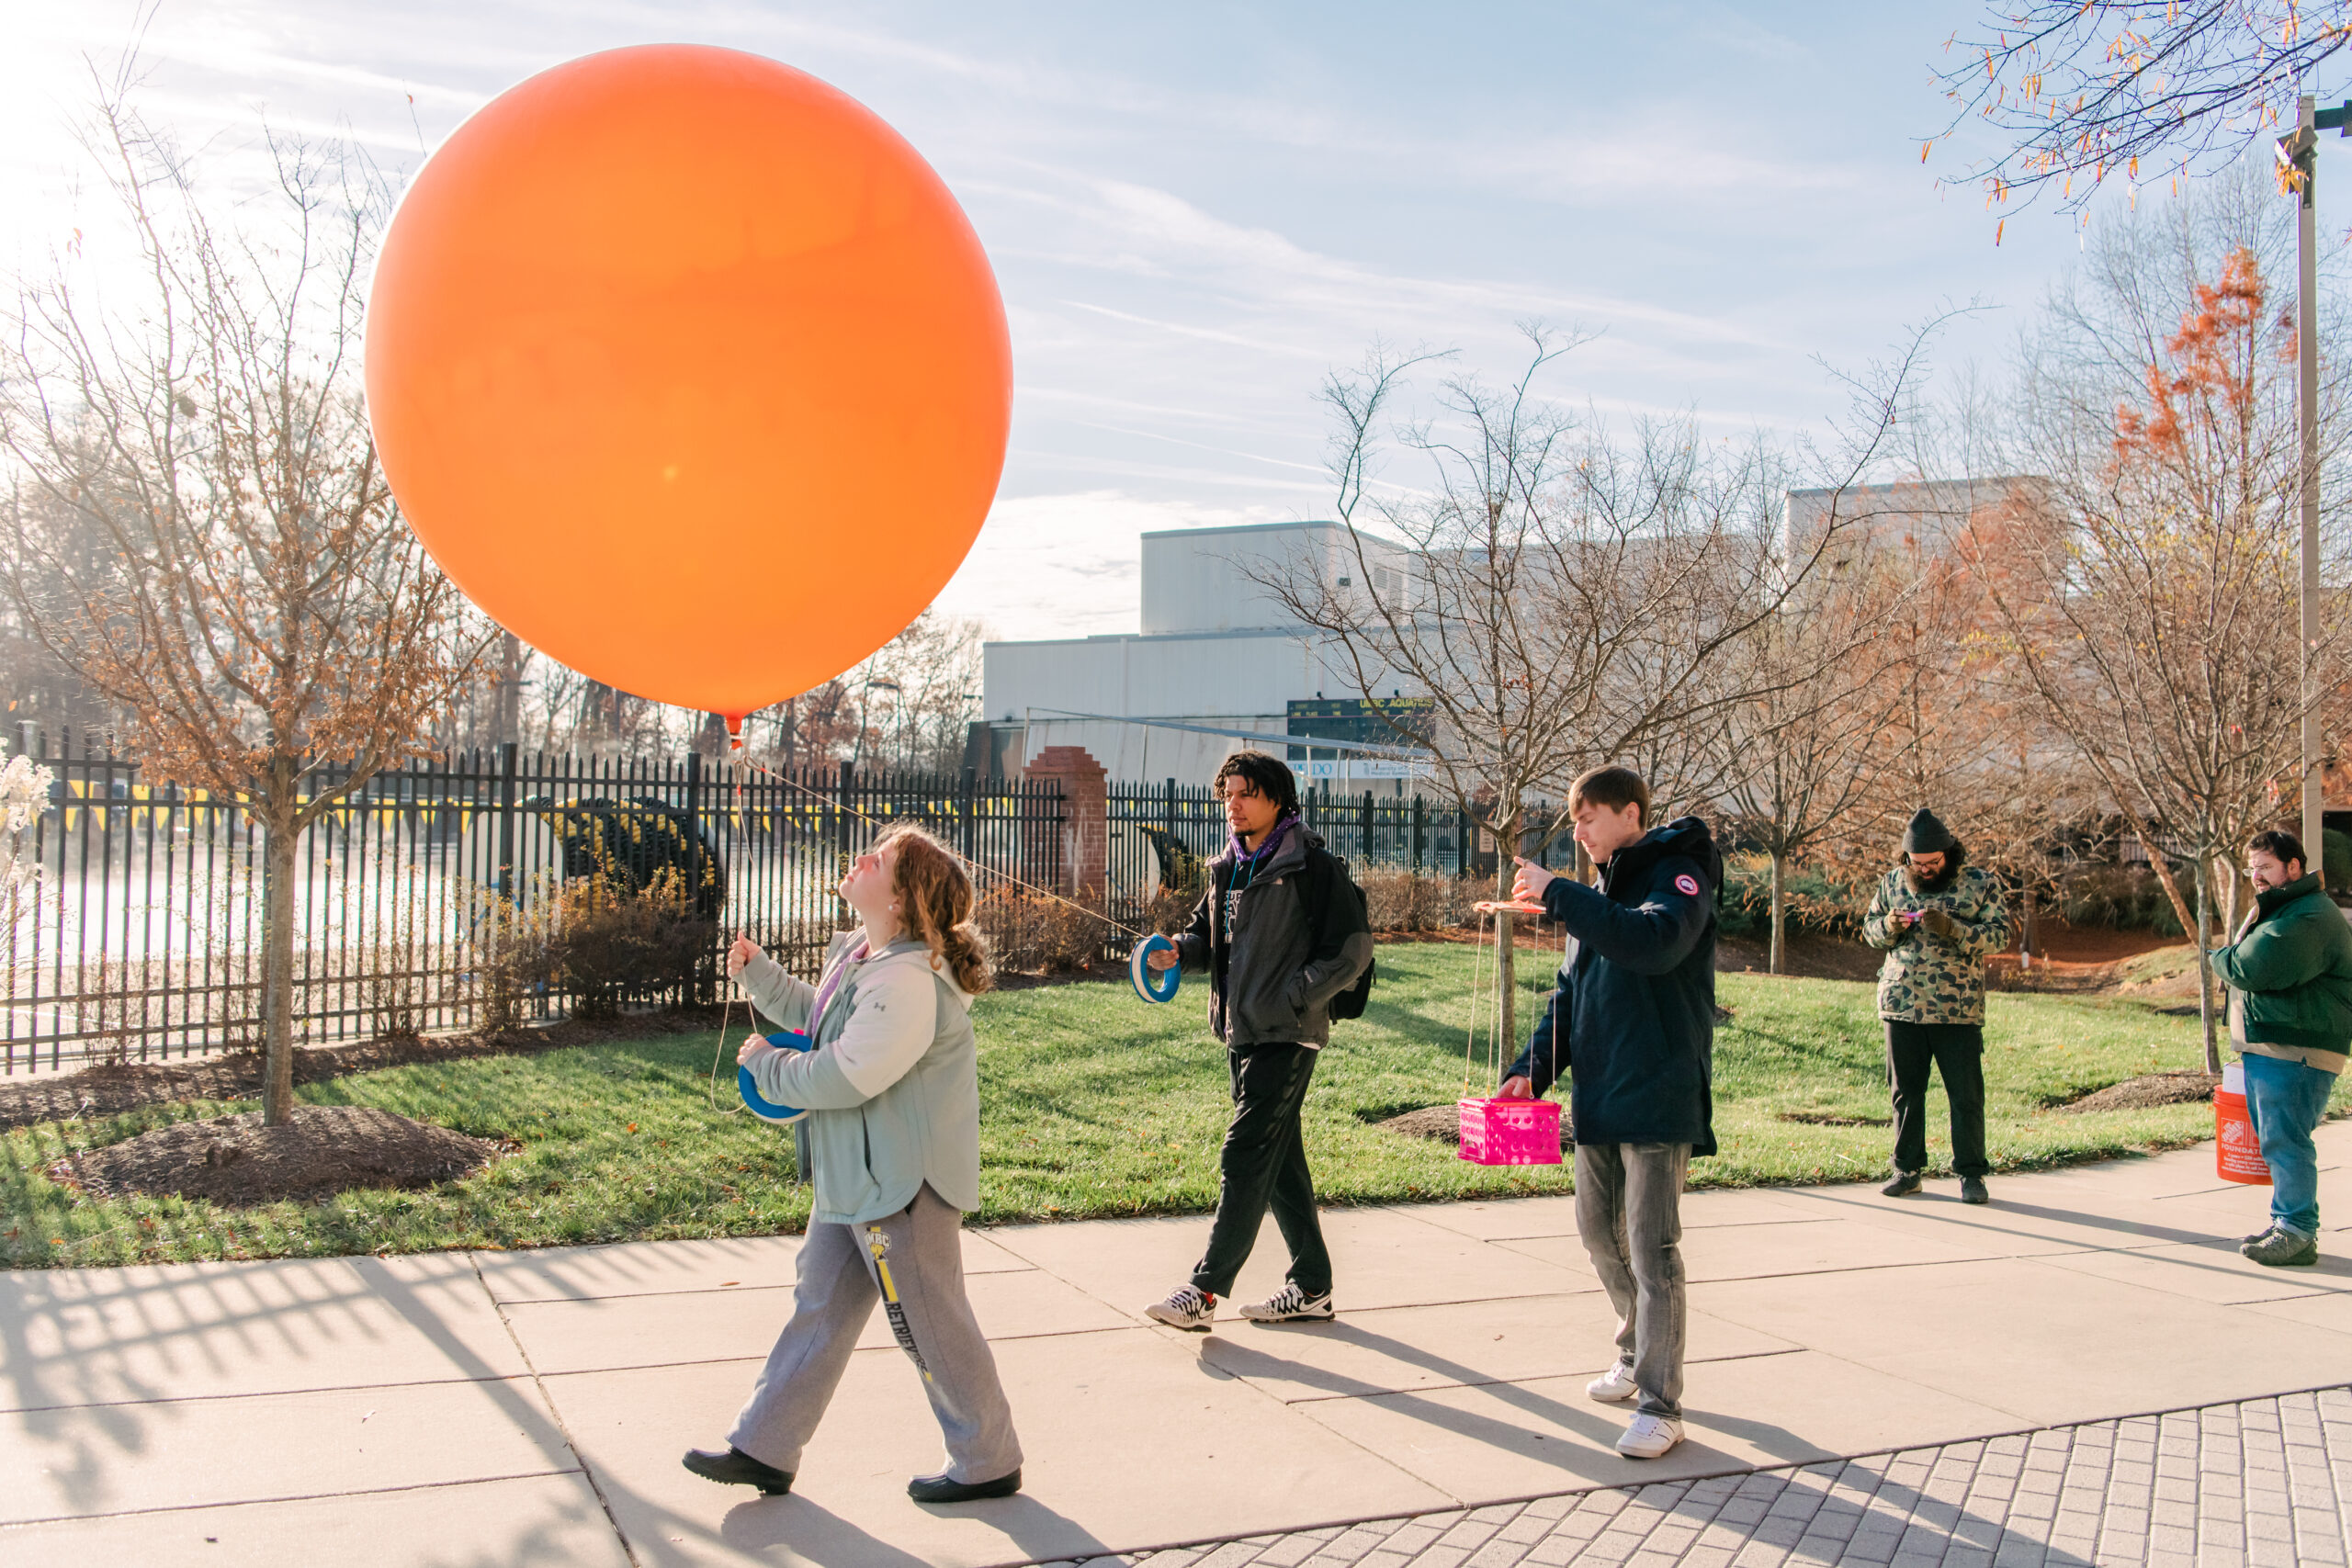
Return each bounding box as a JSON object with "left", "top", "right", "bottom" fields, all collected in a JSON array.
[
  {"left": 684, "top": 750, "right": 707, "bottom": 1003},
  {"left": 1363, "top": 789, "right": 1374, "bottom": 864},
  {"left": 495, "top": 741, "right": 519, "bottom": 905},
  {"left": 1413, "top": 795, "right": 1426, "bottom": 872},
  {"left": 960, "top": 764, "right": 977, "bottom": 862},
  {"left": 836, "top": 760, "right": 855, "bottom": 883}
]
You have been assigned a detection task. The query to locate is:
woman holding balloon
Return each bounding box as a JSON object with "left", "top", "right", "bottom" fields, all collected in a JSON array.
[{"left": 682, "top": 822, "right": 1023, "bottom": 1504}]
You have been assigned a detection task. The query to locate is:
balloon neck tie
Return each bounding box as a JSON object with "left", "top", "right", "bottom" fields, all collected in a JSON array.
[{"left": 723, "top": 714, "right": 744, "bottom": 752}]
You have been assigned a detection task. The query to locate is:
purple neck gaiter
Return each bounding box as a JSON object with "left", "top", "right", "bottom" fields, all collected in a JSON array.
[{"left": 1232, "top": 810, "right": 1301, "bottom": 870}]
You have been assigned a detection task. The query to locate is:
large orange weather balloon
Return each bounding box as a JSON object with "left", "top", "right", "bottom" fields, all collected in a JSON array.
[{"left": 366, "top": 45, "right": 1011, "bottom": 726}]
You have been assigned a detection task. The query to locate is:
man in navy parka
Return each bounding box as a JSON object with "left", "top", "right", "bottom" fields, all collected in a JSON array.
[{"left": 1502, "top": 764, "right": 1720, "bottom": 1461}]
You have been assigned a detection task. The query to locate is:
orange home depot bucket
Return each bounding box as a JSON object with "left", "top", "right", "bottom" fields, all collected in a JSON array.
[{"left": 2215, "top": 1063, "right": 2271, "bottom": 1185}]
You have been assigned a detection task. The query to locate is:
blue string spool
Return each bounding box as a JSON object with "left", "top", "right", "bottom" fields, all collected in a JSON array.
[
  {"left": 1129, "top": 934, "right": 1181, "bottom": 1004},
  {"left": 739, "top": 1030, "right": 813, "bottom": 1123}
]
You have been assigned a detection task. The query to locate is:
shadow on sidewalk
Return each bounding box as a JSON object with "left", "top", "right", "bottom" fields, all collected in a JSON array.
[
  {"left": 1200, "top": 1321, "right": 1824, "bottom": 1474},
  {"left": 715, "top": 1493, "right": 1108, "bottom": 1568}
]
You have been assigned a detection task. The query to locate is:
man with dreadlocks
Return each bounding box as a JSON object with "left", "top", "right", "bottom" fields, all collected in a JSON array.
[
  {"left": 1139, "top": 750, "right": 1374, "bottom": 1332},
  {"left": 1863, "top": 807, "right": 2012, "bottom": 1205}
]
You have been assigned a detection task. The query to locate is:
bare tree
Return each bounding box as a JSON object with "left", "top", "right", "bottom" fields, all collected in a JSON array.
[
  {"left": 1255, "top": 324, "right": 1931, "bottom": 1043},
  {"left": 1, "top": 85, "right": 481, "bottom": 1122},
  {"left": 1715, "top": 558, "right": 1907, "bottom": 973},
  {"left": 1930, "top": 0, "right": 2352, "bottom": 220},
  {"left": 854, "top": 609, "right": 989, "bottom": 773},
  {"left": 1965, "top": 183, "right": 2352, "bottom": 1067}
]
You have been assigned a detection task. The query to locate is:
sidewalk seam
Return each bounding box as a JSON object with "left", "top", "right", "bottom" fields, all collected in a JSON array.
[
  {"left": 0, "top": 1468, "right": 582, "bottom": 1530},
  {"left": 467, "top": 1249, "right": 642, "bottom": 1568}
]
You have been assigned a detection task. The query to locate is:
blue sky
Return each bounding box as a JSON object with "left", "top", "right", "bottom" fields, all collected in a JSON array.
[{"left": 6, "top": 1, "right": 2342, "bottom": 643}]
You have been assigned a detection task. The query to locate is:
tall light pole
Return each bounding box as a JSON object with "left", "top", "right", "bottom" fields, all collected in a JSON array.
[{"left": 2279, "top": 96, "right": 2346, "bottom": 874}]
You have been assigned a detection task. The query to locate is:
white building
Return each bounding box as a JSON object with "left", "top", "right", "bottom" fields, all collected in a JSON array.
[{"left": 978, "top": 521, "right": 1427, "bottom": 792}]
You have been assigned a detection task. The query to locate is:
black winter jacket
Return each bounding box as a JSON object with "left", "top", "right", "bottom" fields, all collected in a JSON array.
[
  {"left": 1504, "top": 816, "right": 1722, "bottom": 1156},
  {"left": 1173, "top": 825, "right": 1374, "bottom": 1047}
]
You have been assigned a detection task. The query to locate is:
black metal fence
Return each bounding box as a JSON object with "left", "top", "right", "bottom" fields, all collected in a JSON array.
[
  {"left": 1103, "top": 778, "right": 1490, "bottom": 930},
  {"left": 4, "top": 734, "right": 1066, "bottom": 1074},
  {"left": 4, "top": 731, "right": 1553, "bottom": 1073}
]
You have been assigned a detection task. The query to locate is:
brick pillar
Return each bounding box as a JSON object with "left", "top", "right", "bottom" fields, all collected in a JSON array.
[{"left": 1023, "top": 745, "right": 1108, "bottom": 896}]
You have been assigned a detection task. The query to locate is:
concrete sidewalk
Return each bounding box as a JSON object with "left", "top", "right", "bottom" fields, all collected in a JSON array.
[{"left": 2, "top": 1126, "right": 2346, "bottom": 1567}]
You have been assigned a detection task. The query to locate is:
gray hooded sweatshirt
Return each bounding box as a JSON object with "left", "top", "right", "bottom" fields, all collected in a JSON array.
[{"left": 735, "top": 931, "right": 981, "bottom": 1226}]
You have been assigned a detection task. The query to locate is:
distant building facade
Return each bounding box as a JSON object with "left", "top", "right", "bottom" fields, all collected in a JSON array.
[{"left": 977, "top": 521, "right": 1429, "bottom": 794}]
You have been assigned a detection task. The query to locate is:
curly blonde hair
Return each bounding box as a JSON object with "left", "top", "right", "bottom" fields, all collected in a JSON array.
[{"left": 877, "top": 821, "right": 994, "bottom": 994}]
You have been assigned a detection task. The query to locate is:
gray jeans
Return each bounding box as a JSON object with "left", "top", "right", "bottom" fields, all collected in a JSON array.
[
  {"left": 1574, "top": 1142, "right": 1690, "bottom": 1419},
  {"left": 728, "top": 1183, "right": 1023, "bottom": 1482}
]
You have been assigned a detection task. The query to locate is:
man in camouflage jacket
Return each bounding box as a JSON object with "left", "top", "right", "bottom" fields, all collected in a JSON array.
[{"left": 1861, "top": 807, "right": 2011, "bottom": 1204}]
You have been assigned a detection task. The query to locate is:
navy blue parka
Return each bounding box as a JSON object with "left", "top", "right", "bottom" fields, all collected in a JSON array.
[{"left": 1503, "top": 815, "right": 1722, "bottom": 1156}]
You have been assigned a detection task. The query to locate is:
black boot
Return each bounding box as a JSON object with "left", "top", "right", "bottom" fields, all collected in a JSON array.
[
  {"left": 1960, "top": 1176, "right": 1989, "bottom": 1205},
  {"left": 1881, "top": 1171, "right": 1923, "bottom": 1198},
  {"left": 683, "top": 1446, "right": 793, "bottom": 1495},
  {"left": 908, "top": 1467, "right": 1023, "bottom": 1503}
]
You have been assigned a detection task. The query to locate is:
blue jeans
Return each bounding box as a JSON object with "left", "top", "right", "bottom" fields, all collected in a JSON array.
[{"left": 2241, "top": 1053, "right": 2338, "bottom": 1238}]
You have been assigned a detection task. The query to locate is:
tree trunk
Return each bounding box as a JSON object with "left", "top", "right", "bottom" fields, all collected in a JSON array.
[
  {"left": 2194, "top": 849, "right": 2220, "bottom": 1075},
  {"left": 261, "top": 785, "right": 300, "bottom": 1126},
  {"left": 2021, "top": 886, "right": 2039, "bottom": 960},
  {"left": 494, "top": 631, "right": 523, "bottom": 744},
  {"left": 1769, "top": 848, "right": 1787, "bottom": 976}
]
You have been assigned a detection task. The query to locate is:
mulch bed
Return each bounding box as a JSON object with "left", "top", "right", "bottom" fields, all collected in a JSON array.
[
  {"left": 1374, "top": 1102, "right": 1576, "bottom": 1152},
  {"left": 2052, "top": 1071, "right": 2221, "bottom": 1114},
  {"left": 1778, "top": 1110, "right": 1892, "bottom": 1128},
  {"left": 44, "top": 1104, "right": 512, "bottom": 1207},
  {"left": 0, "top": 1007, "right": 738, "bottom": 1133}
]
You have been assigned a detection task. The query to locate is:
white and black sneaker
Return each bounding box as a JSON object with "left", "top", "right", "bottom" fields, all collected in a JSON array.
[
  {"left": 1239, "top": 1282, "right": 1336, "bottom": 1324},
  {"left": 1144, "top": 1284, "right": 1216, "bottom": 1331},
  {"left": 1585, "top": 1362, "right": 1640, "bottom": 1403}
]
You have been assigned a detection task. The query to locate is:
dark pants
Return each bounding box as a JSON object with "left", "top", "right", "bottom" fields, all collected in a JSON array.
[
  {"left": 1190, "top": 1043, "right": 1331, "bottom": 1298},
  {"left": 1886, "top": 1021, "right": 1989, "bottom": 1179}
]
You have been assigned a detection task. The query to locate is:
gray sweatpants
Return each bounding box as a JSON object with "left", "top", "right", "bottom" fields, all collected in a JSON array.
[
  {"left": 728, "top": 1183, "right": 1023, "bottom": 1482},
  {"left": 1574, "top": 1142, "right": 1690, "bottom": 1420}
]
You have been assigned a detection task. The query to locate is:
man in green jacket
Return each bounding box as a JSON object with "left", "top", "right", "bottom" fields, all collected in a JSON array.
[
  {"left": 2212, "top": 829, "right": 2352, "bottom": 1268},
  {"left": 1861, "top": 808, "right": 2011, "bottom": 1204}
]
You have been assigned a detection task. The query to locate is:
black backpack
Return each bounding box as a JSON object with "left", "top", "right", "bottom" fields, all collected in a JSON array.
[{"left": 1309, "top": 851, "right": 1376, "bottom": 1021}]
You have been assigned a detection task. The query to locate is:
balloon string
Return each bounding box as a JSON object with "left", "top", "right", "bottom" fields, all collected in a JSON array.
[
  {"left": 1464, "top": 909, "right": 1491, "bottom": 1098},
  {"left": 710, "top": 761, "right": 751, "bottom": 1115},
  {"left": 732, "top": 757, "right": 1155, "bottom": 942}
]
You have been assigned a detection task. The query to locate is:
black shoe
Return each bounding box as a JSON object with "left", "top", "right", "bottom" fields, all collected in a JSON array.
[
  {"left": 908, "top": 1467, "right": 1023, "bottom": 1503},
  {"left": 1960, "top": 1177, "right": 1989, "bottom": 1206},
  {"left": 683, "top": 1446, "right": 793, "bottom": 1495},
  {"left": 1881, "top": 1172, "right": 1923, "bottom": 1198}
]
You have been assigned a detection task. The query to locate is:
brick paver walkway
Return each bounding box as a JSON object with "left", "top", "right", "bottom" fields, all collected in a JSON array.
[{"left": 1049, "top": 1385, "right": 2352, "bottom": 1568}]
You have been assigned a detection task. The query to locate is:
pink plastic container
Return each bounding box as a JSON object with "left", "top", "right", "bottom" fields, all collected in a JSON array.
[{"left": 1458, "top": 1097, "right": 1563, "bottom": 1166}]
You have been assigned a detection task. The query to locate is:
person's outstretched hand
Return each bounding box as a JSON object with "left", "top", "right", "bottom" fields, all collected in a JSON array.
[
  {"left": 726, "top": 934, "right": 763, "bottom": 977},
  {"left": 1511, "top": 857, "right": 1556, "bottom": 904},
  {"left": 1146, "top": 944, "right": 1180, "bottom": 971},
  {"left": 737, "top": 1032, "right": 775, "bottom": 1067},
  {"left": 1498, "top": 1076, "right": 1534, "bottom": 1100}
]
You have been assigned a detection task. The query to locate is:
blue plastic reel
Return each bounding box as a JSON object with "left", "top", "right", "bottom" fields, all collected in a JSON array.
[
  {"left": 1129, "top": 934, "right": 1181, "bottom": 1004},
  {"left": 739, "top": 1031, "right": 812, "bottom": 1124}
]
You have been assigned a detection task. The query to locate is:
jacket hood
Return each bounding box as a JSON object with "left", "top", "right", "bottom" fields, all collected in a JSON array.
[
  {"left": 827, "top": 930, "right": 975, "bottom": 1010},
  {"left": 1206, "top": 823, "right": 1324, "bottom": 877},
  {"left": 1611, "top": 814, "right": 1722, "bottom": 893}
]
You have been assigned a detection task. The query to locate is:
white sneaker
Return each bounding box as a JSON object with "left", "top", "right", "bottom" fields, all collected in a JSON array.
[
  {"left": 1616, "top": 1412, "right": 1684, "bottom": 1459},
  {"left": 1585, "top": 1363, "right": 1640, "bottom": 1403},
  {"left": 1144, "top": 1284, "right": 1216, "bottom": 1331},
  {"left": 1239, "top": 1282, "right": 1335, "bottom": 1323}
]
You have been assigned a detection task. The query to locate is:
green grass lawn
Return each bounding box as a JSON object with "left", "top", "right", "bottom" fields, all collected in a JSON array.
[{"left": 6, "top": 942, "right": 2330, "bottom": 1269}]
